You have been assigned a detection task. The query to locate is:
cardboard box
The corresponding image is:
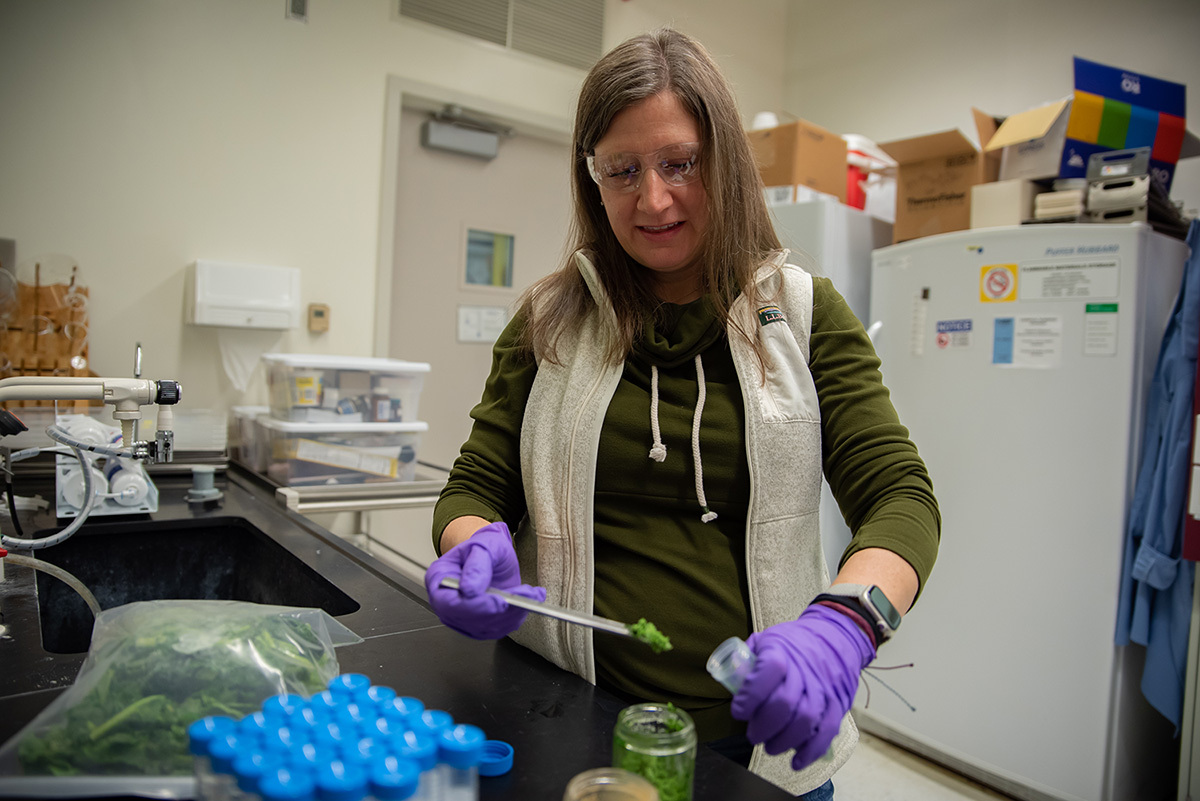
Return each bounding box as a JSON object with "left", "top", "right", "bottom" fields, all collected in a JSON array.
[
  {"left": 879, "top": 129, "right": 995, "bottom": 243},
  {"left": 748, "top": 119, "right": 848, "bottom": 203},
  {"left": 981, "top": 58, "right": 1200, "bottom": 192},
  {"left": 970, "top": 179, "right": 1041, "bottom": 229}
]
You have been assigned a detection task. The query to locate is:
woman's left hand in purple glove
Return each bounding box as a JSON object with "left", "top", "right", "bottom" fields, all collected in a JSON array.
[
  {"left": 731, "top": 604, "right": 876, "bottom": 770},
  {"left": 424, "top": 522, "right": 546, "bottom": 640}
]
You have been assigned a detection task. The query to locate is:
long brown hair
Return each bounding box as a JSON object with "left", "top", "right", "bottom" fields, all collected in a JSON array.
[{"left": 519, "top": 27, "right": 781, "bottom": 364}]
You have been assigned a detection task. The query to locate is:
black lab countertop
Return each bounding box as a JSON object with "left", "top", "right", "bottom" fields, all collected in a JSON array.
[{"left": 0, "top": 467, "right": 792, "bottom": 800}]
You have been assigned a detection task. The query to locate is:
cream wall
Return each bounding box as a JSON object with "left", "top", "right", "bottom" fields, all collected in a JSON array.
[
  {"left": 0, "top": 0, "right": 787, "bottom": 418},
  {"left": 781, "top": 0, "right": 1200, "bottom": 215}
]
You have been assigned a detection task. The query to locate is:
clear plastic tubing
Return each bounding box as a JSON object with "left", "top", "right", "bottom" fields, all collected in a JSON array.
[
  {"left": 1, "top": 552, "right": 101, "bottom": 618},
  {"left": 706, "top": 636, "right": 757, "bottom": 694},
  {"left": 188, "top": 716, "right": 237, "bottom": 801},
  {"left": 437, "top": 724, "right": 484, "bottom": 801}
]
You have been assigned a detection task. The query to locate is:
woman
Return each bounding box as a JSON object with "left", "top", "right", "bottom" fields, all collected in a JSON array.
[{"left": 424, "top": 28, "right": 939, "bottom": 799}]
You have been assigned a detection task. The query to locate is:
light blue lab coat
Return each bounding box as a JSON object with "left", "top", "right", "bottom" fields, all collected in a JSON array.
[{"left": 1115, "top": 218, "right": 1199, "bottom": 730}]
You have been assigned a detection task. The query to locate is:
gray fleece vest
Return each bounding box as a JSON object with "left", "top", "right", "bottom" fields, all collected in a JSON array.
[{"left": 511, "top": 249, "right": 857, "bottom": 795}]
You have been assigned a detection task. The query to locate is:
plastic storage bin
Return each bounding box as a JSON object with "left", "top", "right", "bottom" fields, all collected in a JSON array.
[
  {"left": 262, "top": 353, "right": 431, "bottom": 424},
  {"left": 257, "top": 418, "right": 428, "bottom": 486},
  {"left": 229, "top": 406, "right": 269, "bottom": 470}
]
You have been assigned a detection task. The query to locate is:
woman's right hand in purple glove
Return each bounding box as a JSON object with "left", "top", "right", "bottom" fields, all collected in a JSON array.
[{"left": 424, "top": 521, "right": 546, "bottom": 640}]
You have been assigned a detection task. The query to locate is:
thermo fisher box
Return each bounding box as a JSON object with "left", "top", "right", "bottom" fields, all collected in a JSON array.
[
  {"left": 262, "top": 353, "right": 431, "bottom": 424},
  {"left": 258, "top": 418, "right": 427, "bottom": 486},
  {"left": 186, "top": 260, "right": 302, "bottom": 329}
]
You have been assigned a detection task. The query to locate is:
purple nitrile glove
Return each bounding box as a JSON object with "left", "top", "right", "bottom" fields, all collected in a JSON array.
[
  {"left": 424, "top": 521, "right": 547, "bottom": 640},
  {"left": 731, "top": 604, "right": 876, "bottom": 770}
]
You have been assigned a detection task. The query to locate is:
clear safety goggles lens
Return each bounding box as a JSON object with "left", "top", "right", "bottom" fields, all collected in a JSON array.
[{"left": 587, "top": 143, "right": 701, "bottom": 193}]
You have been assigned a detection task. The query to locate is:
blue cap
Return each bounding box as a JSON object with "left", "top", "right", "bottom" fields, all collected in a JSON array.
[
  {"left": 315, "top": 758, "right": 368, "bottom": 801},
  {"left": 187, "top": 716, "right": 236, "bottom": 756},
  {"left": 259, "top": 765, "right": 317, "bottom": 801},
  {"left": 309, "top": 689, "right": 341, "bottom": 718},
  {"left": 365, "top": 715, "right": 405, "bottom": 740},
  {"left": 370, "top": 755, "right": 420, "bottom": 800},
  {"left": 288, "top": 705, "right": 322, "bottom": 735},
  {"left": 380, "top": 696, "right": 425, "bottom": 726},
  {"left": 289, "top": 741, "right": 325, "bottom": 773},
  {"left": 437, "top": 724, "right": 485, "bottom": 770},
  {"left": 478, "top": 740, "right": 515, "bottom": 777},
  {"left": 238, "top": 710, "right": 272, "bottom": 740},
  {"left": 410, "top": 709, "right": 453, "bottom": 737},
  {"left": 263, "top": 725, "right": 307, "bottom": 753},
  {"left": 363, "top": 684, "right": 397, "bottom": 708},
  {"left": 207, "top": 733, "right": 242, "bottom": 775},
  {"left": 262, "top": 693, "right": 307, "bottom": 721},
  {"left": 342, "top": 735, "right": 386, "bottom": 767},
  {"left": 233, "top": 750, "right": 281, "bottom": 793},
  {"left": 327, "top": 673, "right": 372, "bottom": 697},
  {"left": 391, "top": 729, "right": 437, "bottom": 771},
  {"left": 336, "top": 701, "right": 373, "bottom": 728}
]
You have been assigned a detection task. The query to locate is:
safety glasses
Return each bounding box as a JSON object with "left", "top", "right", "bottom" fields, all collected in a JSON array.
[{"left": 586, "top": 142, "right": 702, "bottom": 193}]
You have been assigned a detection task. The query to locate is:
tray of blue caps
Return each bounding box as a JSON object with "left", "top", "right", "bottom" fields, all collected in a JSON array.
[{"left": 187, "top": 672, "right": 514, "bottom": 801}]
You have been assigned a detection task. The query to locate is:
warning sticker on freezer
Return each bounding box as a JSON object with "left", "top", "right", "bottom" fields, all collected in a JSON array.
[
  {"left": 1084, "top": 303, "right": 1119, "bottom": 356},
  {"left": 980, "top": 265, "right": 1018, "bottom": 303},
  {"left": 994, "top": 316, "right": 1063, "bottom": 368},
  {"left": 935, "top": 319, "right": 973, "bottom": 349},
  {"left": 1019, "top": 259, "right": 1119, "bottom": 300}
]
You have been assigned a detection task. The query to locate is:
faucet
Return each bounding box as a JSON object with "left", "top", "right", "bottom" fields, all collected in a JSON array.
[{"left": 0, "top": 375, "right": 182, "bottom": 463}]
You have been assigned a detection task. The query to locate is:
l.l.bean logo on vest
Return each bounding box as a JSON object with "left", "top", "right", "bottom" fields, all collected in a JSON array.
[{"left": 757, "top": 305, "right": 786, "bottom": 326}]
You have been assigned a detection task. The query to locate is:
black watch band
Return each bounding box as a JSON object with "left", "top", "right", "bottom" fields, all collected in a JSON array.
[{"left": 812, "top": 584, "right": 901, "bottom": 644}]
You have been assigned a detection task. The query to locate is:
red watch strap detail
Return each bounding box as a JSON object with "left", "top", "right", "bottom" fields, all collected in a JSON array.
[{"left": 814, "top": 599, "right": 878, "bottom": 651}]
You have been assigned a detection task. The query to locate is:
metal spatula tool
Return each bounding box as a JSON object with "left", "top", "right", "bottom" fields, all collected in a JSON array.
[{"left": 438, "top": 576, "right": 632, "bottom": 638}]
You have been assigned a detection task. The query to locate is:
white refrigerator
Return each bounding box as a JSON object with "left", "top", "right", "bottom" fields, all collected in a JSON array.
[
  {"left": 863, "top": 223, "right": 1188, "bottom": 801},
  {"left": 768, "top": 196, "right": 893, "bottom": 581}
]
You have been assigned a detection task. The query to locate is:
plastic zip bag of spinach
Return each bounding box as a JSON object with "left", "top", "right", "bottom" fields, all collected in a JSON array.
[{"left": 0, "top": 600, "right": 360, "bottom": 797}]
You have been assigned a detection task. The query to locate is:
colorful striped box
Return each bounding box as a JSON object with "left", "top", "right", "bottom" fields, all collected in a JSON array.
[{"left": 1062, "top": 57, "right": 1190, "bottom": 190}]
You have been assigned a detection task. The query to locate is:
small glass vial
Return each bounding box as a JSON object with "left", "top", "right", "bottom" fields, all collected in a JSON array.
[
  {"left": 188, "top": 716, "right": 236, "bottom": 801},
  {"left": 562, "top": 767, "right": 660, "bottom": 801},
  {"left": 706, "top": 637, "right": 756, "bottom": 694},
  {"left": 437, "top": 724, "right": 484, "bottom": 801},
  {"left": 611, "top": 704, "right": 696, "bottom": 801},
  {"left": 392, "top": 729, "right": 438, "bottom": 801}
]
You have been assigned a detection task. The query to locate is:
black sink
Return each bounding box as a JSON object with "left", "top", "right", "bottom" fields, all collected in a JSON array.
[{"left": 32, "top": 516, "right": 360, "bottom": 654}]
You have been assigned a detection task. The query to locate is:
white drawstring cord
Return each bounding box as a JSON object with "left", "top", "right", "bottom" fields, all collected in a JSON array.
[
  {"left": 648, "top": 365, "right": 667, "bottom": 462},
  {"left": 645, "top": 358, "right": 717, "bottom": 523},
  {"left": 691, "top": 355, "right": 717, "bottom": 523}
]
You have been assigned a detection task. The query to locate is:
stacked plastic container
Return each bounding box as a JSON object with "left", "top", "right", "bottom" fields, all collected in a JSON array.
[
  {"left": 188, "top": 673, "right": 513, "bottom": 801},
  {"left": 253, "top": 354, "right": 431, "bottom": 487}
]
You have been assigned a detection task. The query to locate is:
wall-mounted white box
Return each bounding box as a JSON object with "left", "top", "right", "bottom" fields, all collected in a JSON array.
[{"left": 185, "top": 260, "right": 302, "bottom": 329}]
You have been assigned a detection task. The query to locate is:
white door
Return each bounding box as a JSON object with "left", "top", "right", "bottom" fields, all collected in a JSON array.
[{"left": 387, "top": 104, "right": 571, "bottom": 469}]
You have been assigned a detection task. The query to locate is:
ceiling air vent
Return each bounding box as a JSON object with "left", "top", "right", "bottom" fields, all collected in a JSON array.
[{"left": 399, "top": 0, "right": 604, "bottom": 71}]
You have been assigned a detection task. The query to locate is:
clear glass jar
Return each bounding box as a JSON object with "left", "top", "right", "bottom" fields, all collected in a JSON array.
[
  {"left": 611, "top": 704, "right": 696, "bottom": 801},
  {"left": 562, "top": 767, "right": 660, "bottom": 801}
]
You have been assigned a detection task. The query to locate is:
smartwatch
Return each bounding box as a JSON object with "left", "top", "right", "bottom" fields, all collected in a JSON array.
[{"left": 813, "top": 584, "right": 901, "bottom": 645}]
